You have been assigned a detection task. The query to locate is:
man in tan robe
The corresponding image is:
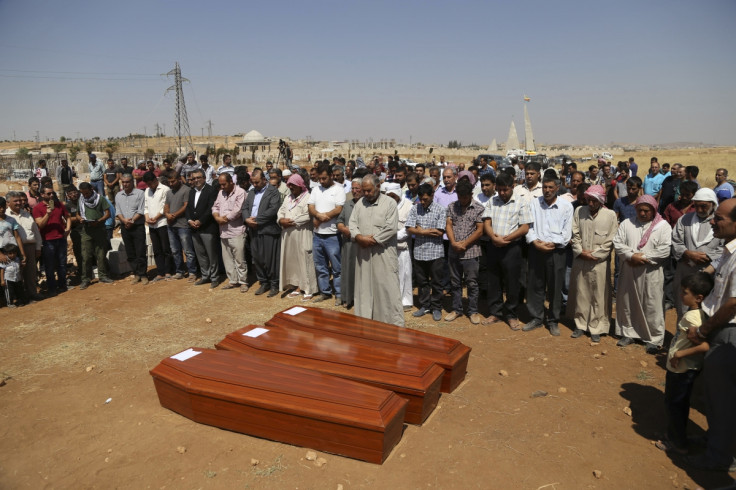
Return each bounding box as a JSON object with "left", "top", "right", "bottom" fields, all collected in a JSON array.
[
  {"left": 567, "top": 185, "right": 618, "bottom": 343},
  {"left": 349, "top": 175, "right": 404, "bottom": 327},
  {"left": 614, "top": 195, "right": 672, "bottom": 353}
]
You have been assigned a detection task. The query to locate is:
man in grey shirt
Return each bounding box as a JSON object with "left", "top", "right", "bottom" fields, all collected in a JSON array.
[
  {"left": 88, "top": 154, "right": 105, "bottom": 196},
  {"left": 164, "top": 170, "right": 197, "bottom": 279},
  {"left": 115, "top": 174, "right": 148, "bottom": 284}
]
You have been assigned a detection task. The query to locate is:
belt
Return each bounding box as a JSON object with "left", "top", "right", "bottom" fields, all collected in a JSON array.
[{"left": 314, "top": 233, "right": 336, "bottom": 238}]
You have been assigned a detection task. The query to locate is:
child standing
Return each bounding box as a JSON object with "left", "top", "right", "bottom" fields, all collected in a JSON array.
[
  {"left": 1, "top": 244, "right": 27, "bottom": 307},
  {"left": 656, "top": 271, "right": 714, "bottom": 454}
]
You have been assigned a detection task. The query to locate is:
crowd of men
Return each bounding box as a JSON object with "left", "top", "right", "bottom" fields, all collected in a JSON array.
[{"left": 2, "top": 152, "right": 736, "bottom": 471}]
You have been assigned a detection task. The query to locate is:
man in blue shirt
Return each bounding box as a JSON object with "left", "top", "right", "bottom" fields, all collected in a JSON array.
[
  {"left": 522, "top": 176, "right": 574, "bottom": 336},
  {"left": 643, "top": 157, "right": 669, "bottom": 199}
]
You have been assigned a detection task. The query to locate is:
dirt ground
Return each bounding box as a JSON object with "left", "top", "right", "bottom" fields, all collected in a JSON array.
[{"left": 2, "top": 272, "right": 735, "bottom": 490}]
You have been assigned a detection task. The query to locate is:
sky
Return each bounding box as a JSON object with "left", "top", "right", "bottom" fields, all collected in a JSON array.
[{"left": 1, "top": 0, "right": 735, "bottom": 146}]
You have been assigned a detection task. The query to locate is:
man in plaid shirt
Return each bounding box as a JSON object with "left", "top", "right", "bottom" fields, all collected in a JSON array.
[
  {"left": 445, "top": 180, "right": 485, "bottom": 324},
  {"left": 406, "top": 183, "right": 446, "bottom": 322}
]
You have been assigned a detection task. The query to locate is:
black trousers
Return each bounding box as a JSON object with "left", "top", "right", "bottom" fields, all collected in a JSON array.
[
  {"left": 484, "top": 240, "right": 523, "bottom": 319},
  {"left": 702, "top": 326, "right": 736, "bottom": 467},
  {"left": 149, "top": 226, "right": 173, "bottom": 276},
  {"left": 664, "top": 369, "right": 700, "bottom": 448},
  {"left": 120, "top": 223, "right": 147, "bottom": 277},
  {"left": 415, "top": 258, "right": 444, "bottom": 311},
  {"left": 250, "top": 231, "right": 281, "bottom": 290},
  {"left": 526, "top": 246, "right": 566, "bottom": 324}
]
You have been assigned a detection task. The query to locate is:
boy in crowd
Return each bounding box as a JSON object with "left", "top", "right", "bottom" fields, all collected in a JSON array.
[{"left": 1, "top": 244, "right": 27, "bottom": 307}]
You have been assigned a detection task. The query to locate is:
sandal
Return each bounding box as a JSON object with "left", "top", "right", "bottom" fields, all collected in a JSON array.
[
  {"left": 288, "top": 291, "right": 302, "bottom": 298},
  {"left": 481, "top": 315, "right": 502, "bottom": 326},
  {"left": 302, "top": 294, "right": 313, "bottom": 301},
  {"left": 655, "top": 439, "right": 688, "bottom": 455}
]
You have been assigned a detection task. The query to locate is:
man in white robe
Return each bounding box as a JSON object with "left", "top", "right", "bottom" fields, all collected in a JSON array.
[
  {"left": 381, "top": 181, "right": 413, "bottom": 311},
  {"left": 614, "top": 194, "right": 672, "bottom": 353},
  {"left": 672, "top": 188, "right": 723, "bottom": 321},
  {"left": 568, "top": 185, "right": 618, "bottom": 342},
  {"left": 349, "top": 175, "right": 404, "bottom": 327}
]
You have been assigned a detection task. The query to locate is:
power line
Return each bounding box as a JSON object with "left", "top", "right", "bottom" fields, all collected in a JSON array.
[
  {"left": 0, "top": 73, "right": 162, "bottom": 81},
  {"left": 0, "top": 68, "right": 162, "bottom": 76}
]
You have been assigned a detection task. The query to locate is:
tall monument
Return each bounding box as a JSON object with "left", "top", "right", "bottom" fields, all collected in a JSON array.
[
  {"left": 506, "top": 121, "right": 520, "bottom": 152},
  {"left": 523, "top": 95, "right": 535, "bottom": 152},
  {"left": 488, "top": 138, "right": 498, "bottom": 152}
]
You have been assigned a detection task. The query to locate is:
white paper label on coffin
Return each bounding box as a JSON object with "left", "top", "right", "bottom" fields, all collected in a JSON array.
[
  {"left": 243, "top": 327, "right": 269, "bottom": 338},
  {"left": 283, "top": 306, "right": 306, "bottom": 316},
  {"left": 171, "top": 348, "right": 202, "bottom": 361}
]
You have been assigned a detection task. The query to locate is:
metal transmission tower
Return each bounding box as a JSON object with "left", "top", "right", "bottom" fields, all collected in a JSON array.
[{"left": 165, "top": 62, "right": 194, "bottom": 153}]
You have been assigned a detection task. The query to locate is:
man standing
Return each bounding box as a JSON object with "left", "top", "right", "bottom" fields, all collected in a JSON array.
[
  {"left": 32, "top": 184, "right": 71, "bottom": 295},
  {"left": 216, "top": 154, "right": 235, "bottom": 179},
  {"left": 242, "top": 169, "right": 282, "bottom": 296},
  {"left": 77, "top": 182, "right": 113, "bottom": 290},
  {"left": 614, "top": 195, "right": 672, "bottom": 353},
  {"left": 567, "top": 185, "right": 618, "bottom": 342},
  {"left": 199, "top": 155, "right": 215, "bottom": 186},
  {"left": 26, "top": 177, "right": 42, "bottom": 209},
  {"left": 349, "top": 175, "right": 404, "bottom": 326},
  {"left": 115, "top": 174, "right": 148, "bottom": 284},
  {"left": 6, "top": 191, "right": 42, "bottom": 300},
  {"left": 381, "top": 182, "right": 413, "bottom": 311},
  {"left": 523, "top": 176, "right": 574, "bottom": 336},
  {"left": 212, "top": 173, "right": 247, "bottom": 289},
  {"left": 56, "top": 159, "right": 75, "bottom": 191},
  {"left": 337, "top": 178, "right": 362, "bottom": 307},
  {"left": 186, "top": 169, "right": 220, "bottom": 285},
  {"left": 658, "top": 163, "right": 683, "bottom": 213},
  {"left": 164, "top": 171, "right": 197, "bottom": 280},
  {"left": 714, "top": 168, "right": 734, "bottom": 200},
  {"left": 103, "top": 158, "right": 122, "bottom": 204},
  {"left": 684, "top": 198, "right": 736, "bottom": 472},
  {"left": 180, "top": 152, "right": 201, "bottom": 181},
  {"left": 406, "top": 183, "right": 446, "bottom": 322},
  {"left": 143, "top": 172, "right": 173, "bottom": 281},
  {"left": 481, "top": 172, "right": 532, "bottom": 330},
  {"left": 88, "top": 154, "right": 105, "bottom": 196},
  {"left": 643, "top": 157, "right": 669, "bottom": 199},
  {"left": 628, "top": 157, "right": 639, "bottom": 177},
  {"left": 444, "top": 180, "right": 484, "bottom": 324},
  {"left": 672, "top": 188, "right": 723, "bottom": 321},
  {"left": 514, "top": 161, "right": 543, "bottom": 202},
  {"left": 308, "top": 163, "right": 345, "bottom": 304},
  {"left": 435, "top": 167, "right": 459, "bottom": 291},
  {"left": 333, "top": 165, "right": 351, "bottom": 194}
]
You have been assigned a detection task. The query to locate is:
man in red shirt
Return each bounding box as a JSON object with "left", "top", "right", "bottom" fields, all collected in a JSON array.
[{"left": 32, "top": 184, "right": 72, "bottom": 296}]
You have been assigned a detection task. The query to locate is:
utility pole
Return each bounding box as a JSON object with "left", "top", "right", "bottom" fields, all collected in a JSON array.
[{"left": 164, "top": 61, "right": 194, "bottom": 154}]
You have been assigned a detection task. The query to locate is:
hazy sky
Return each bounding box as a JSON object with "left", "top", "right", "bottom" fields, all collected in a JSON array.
[{"left": 1, "top": 0, "right": 734, "bottom": 146}]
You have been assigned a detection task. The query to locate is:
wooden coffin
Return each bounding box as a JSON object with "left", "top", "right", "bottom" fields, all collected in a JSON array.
[
  {"left": 150, "top": 348, "right": 407, "bottom": 464},
  {"left": 216, "top": 325, "right": 444, "bottom": 424},
  {"left": 266, "top": 307, "right": 471, "bottom": 393}
]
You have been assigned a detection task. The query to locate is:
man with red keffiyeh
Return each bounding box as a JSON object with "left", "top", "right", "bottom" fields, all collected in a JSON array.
[{"left": 613, "top": 194, "right": 672, "bottom": 353}]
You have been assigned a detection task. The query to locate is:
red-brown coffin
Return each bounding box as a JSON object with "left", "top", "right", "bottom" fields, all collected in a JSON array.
[
  {"left": 266, "top": 307, "right": 471, "bottom": 393},
  {"left": 215, "top": 325, "right": 444, "bottom": 424},
  {"left": 150, "top": 348, "right": 407, "bottom": 464}
]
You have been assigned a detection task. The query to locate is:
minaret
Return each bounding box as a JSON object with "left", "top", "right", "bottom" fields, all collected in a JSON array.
[
  {"left": 506, "top": 121, "right": 519, "bottom": 151},
  {"left": 523, "top": 95, "right": 535, "bottom": 152}
]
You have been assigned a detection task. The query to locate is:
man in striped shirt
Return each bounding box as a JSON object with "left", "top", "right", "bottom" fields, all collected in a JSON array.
[{"left": 481, "top": 172, "right": 532, "bottom": 330}]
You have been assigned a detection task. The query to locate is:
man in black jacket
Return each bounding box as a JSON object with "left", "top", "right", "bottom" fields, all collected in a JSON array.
[
  {"left": 242, "top": 169, "right": 282, "bottom": 296},
  {"left": 186, "top": 169, "right": 220, "bottom": 287}
]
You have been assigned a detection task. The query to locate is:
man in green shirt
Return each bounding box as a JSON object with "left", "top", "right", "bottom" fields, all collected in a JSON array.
[{"left": 78, "top": 182, "right": 114, "bottom": 290}]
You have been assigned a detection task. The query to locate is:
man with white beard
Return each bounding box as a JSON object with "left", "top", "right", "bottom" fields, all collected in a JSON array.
[{"left": 381, "top": 181, "right": 413, "bottom": 311}]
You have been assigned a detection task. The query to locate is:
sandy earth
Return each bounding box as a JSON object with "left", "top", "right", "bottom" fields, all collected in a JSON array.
[{"left": 1, "top": 270, "right": 734, "bottom": 490}]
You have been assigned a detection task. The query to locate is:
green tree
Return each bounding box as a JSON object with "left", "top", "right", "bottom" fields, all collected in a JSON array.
[
  {"left": 51, "top": 143, "right": 67, "bottom": 156},
  {"left": 16, "top": 147, "right": 31, "bottom": 162},
  {"left": 68, "top": 144, "right": 82, "bottom": 162},
  {"left": 84, "top": 141, "right": 95, "bottom": 154},
  {"left": 59, "top": 136, "right": 66, "bottom": 142},
  {"left": 215, "top": 146, "right": 228, "bottom": 162},
  {"left": 104, "top": 141, "right": 120, "bottom": 159},
  {"left": 144, "top": 148, "right": 156, "bottom": 159}
]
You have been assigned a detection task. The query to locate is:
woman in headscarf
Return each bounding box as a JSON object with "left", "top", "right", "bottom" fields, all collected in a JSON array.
[
  {"left": 277, "top": 173, "right": 318, "bottom": 300},
  {"left": 335, "top": 178, "right": 363, "bottom": 308},
  {"left": 613, "top": 194, "right": 672, "bottom": 353},
  {"left": 567, "top": 185, "right": 618, "bottom": 343}
]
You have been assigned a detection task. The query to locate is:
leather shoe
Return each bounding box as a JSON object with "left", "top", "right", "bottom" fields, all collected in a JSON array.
[
  {"left": 209, "top": 281, "right": 219, "bottom": 289},
  {"left": 645, "top": 342, "right": 659, "bottom": 355},
  {"left": 469, "top": 313, "right": 481, "bottom": 325},
  {"left": 591, "top": 334, "right": 601, "bottom": 343},
  {"left": 571, "top": 328, "right": 584, "bottom": 338},
  {"left": 522, "top": 320, "right": 543, "bottom": 332},
  {"left": 444, "top": 311, "right": 460, "bottom": 322},
  {"left": 617, "top": 336, "right": 634, "bottom": 347},
  {"left": 312, "top": 294, "right": 330, "bottom": 303},
  {"left": 79, "top": 281, "right": 90, "bottom": 290},
  {"left": 267, "top": 288, "right": 279, "bottom": 298},
  {"left": 412, "top": 308, "right": 427, "bottom": 318},
  {"left": 432, "top": 310, "right": 442, "bottom": 321},
  {"left": 548, "top": 323, "right": 560, "bottom": 336},
  {"left": 194, "top": 278, "right": 210, "bottom": 286},
  {"left": 254, "top": 284, "right": 269, "bottom": 295}
]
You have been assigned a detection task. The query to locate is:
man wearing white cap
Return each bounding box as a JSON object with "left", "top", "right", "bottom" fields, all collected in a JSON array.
[
  {"left": 672, "top": 188, "right": 723, "bottom": 321},
  {"left": 382, "top": 181, "right": 413, "bottom": 311},
  {"left": 349, "top": 175, "right": 404, "bottom": 326}
]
